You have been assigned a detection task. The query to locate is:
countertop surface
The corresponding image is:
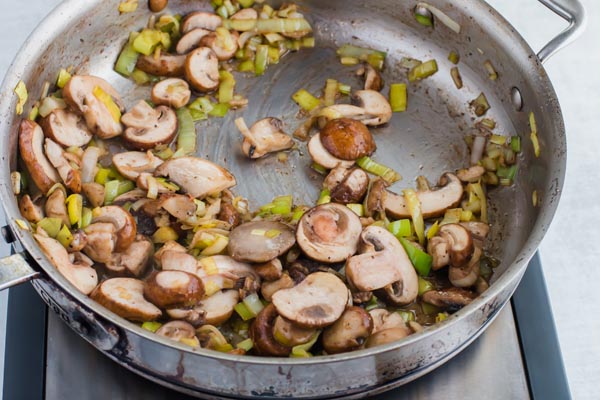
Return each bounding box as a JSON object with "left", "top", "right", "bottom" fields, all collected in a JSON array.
[{"left": 0, "top": 0, "right": 598, "bottom": 398}]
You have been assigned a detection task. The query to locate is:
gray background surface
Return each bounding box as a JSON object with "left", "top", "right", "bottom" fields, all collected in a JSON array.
[{"left": 0, "top": 0, "right": 598, "bottom": 398}]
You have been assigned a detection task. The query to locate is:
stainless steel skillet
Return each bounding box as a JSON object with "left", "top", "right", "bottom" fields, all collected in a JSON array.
[{"left": 0, "top": 0, "right": 585, "bottom": 398}]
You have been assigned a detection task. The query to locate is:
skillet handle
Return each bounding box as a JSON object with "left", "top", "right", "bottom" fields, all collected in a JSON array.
[{"left": 537, "top": 0, "right": 587, "bottom": 63}]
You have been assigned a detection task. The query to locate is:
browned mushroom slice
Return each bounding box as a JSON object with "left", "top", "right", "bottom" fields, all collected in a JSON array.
[
  {"left": 196, "top": 290, "right": 239, "bottom": 326},
  {"left": 184, "top": 47, "right": 220, "bottom": 92},
  {"left": 199, "top": 29, "right": 239, "bottom": 61},
  {"left": 261, "top": 273, "right": 295, "bottom": 302},
  {"left": 362, "top": 63, "right": 384, "bottom": 91},
  {"left": 382, "top": 173, "right": 464, "bottom": 219},
  {"left": 62, "top": 75, "right": 125, "bottom": 139},
  {"left": 365, "top": 327, "right": 411, "bottom": 348},
  {"left": 322, "top": 306, "right": 373, "bottom": 354},
  {"left": 83, "top": 222, "right": 117, "bottom": 263},
  {"left": 272, "top": 272, "right": 348, "bottom": 328},
  {"left": 165, "top": 307, "right": 206, "bottom": 327},
  {"left": 449, "top": 245, "right": 481, "bottom": 288},
  {"left": 157, "top": 193, "right": 198, "bottom": 222},
  {"left": 364, "top": 178, "right": 387, "bottom": 218},
  {"left": 136, "top": 53, "right": 186, "bottom": 77},
  {"left": 457, "top": 165, "right": 485, "bottom": 182},
  {"left": 228, "top": 221, "right": 295, "bottom": 263},
  {"left": 427, "top": 223, "right": 474, "bottom": 269},
  {"left": 460, "top": 221, "right": 490, "bottom": 247},
  {"left": 155, "top": 320, "right": 198, "bottom": 344},
  {"left": 307, "top": 133, "right": 355, "bottom": 170},
  {"left": 319, "top": 118, "right": 376, "bottom": 161},
  {"left": 254, "top": 258, "right": 283, "bottom": 282},
  {"left": 151, "top": 78, "right": 191, "bottom": 109},
  {"left": 81, "top": 182, "right": 105, "bottom": 208},
  {"left": 154, "top": 156, "right": 236, "bottom": 199},
  {"left": 422, "top": 287, "right": 477, "bottom": 311},
  {"left": 250, "top": 304, "right": 292, "bottom": 356},
  {"left": 39, "top": 109, "right": 93, "bottom": 147},
  {"left": 236, "top": 117, "right": 294, "bottom": 159},
  {"left": 196, "top": 255, "right": 260, "bottom": 283},
  {"left": 181, "top": 11, "right": 223, "bottom": 33},
  {"left": 121, "top": 100, "right": 178, "bottom": 150},
  {"left": 217, "top": 202, "right": 241, "bottom": 228},
  {"left": 44, "top": 138, "right": 81, "bottom": 193},
  {"left": 369, "top": 309, "right": 408, "bottom": 334},
  {"left": 296, "top": 203, "right": 362, "bottom": 263},
  {"left": 272, "top": 315, "right": 317, "bottom": 347},
  {"left": 91, "top": 278, "right": 162, "bottom": 321},
  {"left": 18, "top": 120, "right": 59, "bottom": 194},
  {"left": 91, "top": 205, "right": 137, "bottom": 252},
  {"left": 106, "top": 234, "right": 153, "bottom": 276},
  {"left": 67, "top": 230, "right": 88, "bottom": 252},
  {"left": 324, "top": 166, "right": 369, "bottom": 204},
  {"left": 176, "top": 28, "right": 211, "bottom": 54},
  {"left": 231, "top": 8, "right": 258, "bottom": 20},
  {"left": 34, "top": 234, "right": 98, "bottom": 295},
  {"left": 45, "top": 189, "right": 69, "bottom": 226},
  {"left": 144, "top": 270, "right": 205, "bottom": 308},
  {"left": 19, "top": 194, "right": 44, "bottom": 223},
  {"left": 346, "top": 226, "right": 418, "bottom": 305},
  {"left": 351, "top": 90, "right": 392, "bottom": 126},
  {"left": 112, "top": 151, "right": 164, "bottom": 181}
]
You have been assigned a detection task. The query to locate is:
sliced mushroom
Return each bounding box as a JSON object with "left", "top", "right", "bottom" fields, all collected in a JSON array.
[
  {"left": 136, "top": 53, "right": 186, "bottom": 77},
  {"left": 319, "top": 118, "right": 376, "bottom": 161},
  {"left": 45, "top": 189, "right": 69, "bottom": 226},
  {"left": 457, "top": 165, "right": 485, "bottom": 182},
  {"left": 44, "top": 138, "right": 81, "bottom": 193},
  {"left": 250, "top": 304, "right": 291, "bottom": 357},
  {"left": 67, "top": 230, "right": 88, "bottom": 252},
  {"left": 176, "top": 28, "right": 211, "bottom": 54},
  {"left": 364, "top": 178, "right": 386, "bottom": 218},
  {"left": 112, "top": 151, "right": 164, "bottom": 181},
  {"left": 155, "top": 321, "right": 197, "bottom": 342},
  {"left": 196, "top": 290, "right": 239, "bottom": 326},
  {"left": 39, "top": 109, "right": 93, "bottom": 147},
  {"left": 154, "top": 156, "right": 236, "bottom": 199},
  {"left": 237, "top": 117, "right": 294, "bottom": 159},
  {"left": 261, "top": 273, "right": 295, "bottom": 302},
  {"left": 184, "top": 47, "right": 220, "bottom": 92},
  {"left": 181, "top": 11, "right": 223, "bottom": 33},
  {"left": 324, "top": 166, "right": 369, "bottom": 204},
  {"left": 296, "top": 203, "right": 362, "bottom": 263},
  {"left": 460, "top": 221, "right": 490, "bottom": 247},
  {"left": 91, "top": 205, "right": 137, "bottom": 252},
  {"left": 91, "top": 278, "right": 162, "bottom": 321},
  {"left": 156, "top": 193, "right": 196, "bottom": 222},
  {"left": 160, "top": 249, "right": 198, "bottom": 275},
  {"left": 365, "top": 327, "right": 411, "bottom": 348},
  {"left": 231, "top": 8, "right": 258, "bottom": 20},
  {"left": 449, "top": 245, "right": 481, "bottom": 288},
  {"left": 217, "top": 202, "right": 241, "bottom": 228},
  {"left": 427, "top": 223, "right": 474, "bottom": 270},
  {"left": 165, "top": 307, "right": 206, "bottom": 327},
  {"left": 382, "top": 173, "right": 464, "bottom": 219},
  {"left": 19, "top": 194, "right": 44, "bottom": 223},
  {"left": 114, "top": 188, "right": 147, "bottom": 205},
  {"left": 154, "top": 240, "right": 187, "bottom": 262},
  {"left": 362, "top": 63, "right": 384, "bottom": 91},
  {"left": 351, "top": 90, "right": 392, "bottom": 126},
  {"left": 18, "top": 120, "right": 59, "bottom": 193},
  {"left": 369, "top": 309, "right": 409, "bottom": 334},
  {"left": 145, "top": 270, "right": 205, "bottom": 308},
  {"left": 121, "top": 100, "right": 178, "bottom": 150},
  {"left": 272, "top": 315, "right": 316, "bottom": 347},
  {"left": 346, "top": 226, "right": 418, "bottom": 305},
  {"left": 81, "top": 182, "right": 105, "bottom": 208},
  {"left": 254, "top": 258, "right": 283, "bottom": 282},
  {"left": 228, "top": 221, "right": 295, "bottom": 263},
  {"left": 62, "top": 75, "right": 125, "bottom": 139},
  {"left": 322, "top": 306, "right": 373, "bottom": 354},
  {"left": 422, "top": 287, "right": 477, "bottom": 311},
  {"left": 83, "top": 222, "right": 117, "bottom": 263},
  {"left": 151, "top": 78, "right": 191, "bottom": 109},
  {"left": 106, "top": 234, "right": 153, "bottom": 276},
  {"left": 199, "top": 29, "right": 239, "bottom": 61},
  {"left": 34, "top": 234, "right": 98, "bottom": 295},
  {"left": 307, "top": 133, "right": 355, "bottom": 170},
  {"left": 272, "top": 272, "right": 348, "bottom": 328}
]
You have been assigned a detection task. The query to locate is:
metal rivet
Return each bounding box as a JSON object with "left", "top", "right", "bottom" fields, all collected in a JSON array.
[
  {"left": 1, "top": 225, "right": 15, "bottom": 244},
  {"left": 511, "top": 87, "right": 523, "bottom": 111}
]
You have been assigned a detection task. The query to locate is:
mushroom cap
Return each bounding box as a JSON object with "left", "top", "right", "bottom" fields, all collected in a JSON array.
[
  {"left": 460, "top": 221, "right": 490, "bottom": 245},
  {"left": 144, "top": 270, "right": 205, "bottom": 309},
  {"left": 196, "top": 290, "right": 239, "bottom": 326},
  {"left": 364, "top": 178, "right": 387, "bottom": 218},
  {"left": 272, "top": 315, "right": 317, "bottom": 347},
  {"left": 254, "top": 258, "right": 283, "bottom": 282},
  {"left": 121, "top": 100, "right": 178, "bottom": 150},
  {"left": 39, "top": 108, "right": 93, "bottom": 147},
  {"left": 136, "top": 53, "right": 186, "bottom": 77},
  {"left": 91, "top": 205, "right": 137, "bottom": 252},
  {"left": 44, "top": 138, "right": 82, "bottom": 193},
  {"left": 81, "top": 182, "right": 105, "bottom": 208},
  {"left": 181, "top": 11, "right": 223, "bottom": 33},
  {"left": 112, "top": 150, "right": 164, "bottom": 181},
  {"left": 91, "top": 278, "right": 162, "bottom": 321},
  {"left": 18, "top": 120, "right": 59, "bottom": 193},
  {"left": 351, "top": 90, "right": 392, "bottom": 126},
  {"left": 250, "top": 304, "right": 292, "bottom": 356},
  {"left": 176, "top": 28, "right": 211, "bottom": 54},
  {"left": 324, "top": 166, "right": 370, "bottom": 204},
  {"left": 363, "top": 63, "right": 384, "bottom": 91},
  {"left": 365, "top": 327, "right": 411, "bottom": 348},
  {"left": 320, "top": 118, "right": 376, "bottom": 161},
  {"left": 185, "top": 47, "right": 220, "bottom": 92},
  {"left": 155, "top": 320, "right": 197, "bottom": 341},
  {"left": 272, "top": 272, "right": 349, "bottom": 328},
  {"left": 307, "top": 133, "right": 355, "bottom": 170},
  {"left": 422, "top": 287, "right": 477, "bottom": 311},
  {"left": 217, "top": 202, "right": 241, "bottom": 228},
  {"left": 151, "top": 78, "right": 191, "bottom": 109},
  {"left": 227, "top": 221, "right": 295, "bottom": 263},
  {"left": 383, "top": 173, "right": 464, "bottom": 219},
  {"left": 154, "top": 156, "right": 236, "bottom": 199},
  {"left": 261, "top": 273, "right": 295, "bottom": 302},
  {"left": 34, "top": 234, "right": 98, "bottom": 295},
  {"left": 427, "top": 223, "right": 474, "bottom": 269},
  {"left": 83, "top": 222, "right": 117, "bottom": 263},
  {"left": 457, "top": 165, "right": 485, "bottom": 183},
  {"left": 322, "top": 306, "right": 373, "bottom": 354},
  {"left": 159, "top": 249, "right": 198, "bottom": 275},
  {"left": 449, "top": 245, "right": 481, "bottom": 288},
  {"left": 296, "top": 203, "right": 362, "bottom": 263},
  {"left": 106, "top": 234, "right": 153, "bottom": 277},
  {"left": 239, "top": 117, "right": 294, "bottom": 159},
  {"left": 346, "top": 226, "right": 418, "bottom": 306},
  {"left": 199, "top": 30, "right": 239, "bottom": 61},
  {"left": 19, "top": 194, "right": 44, "bottom": 223}
]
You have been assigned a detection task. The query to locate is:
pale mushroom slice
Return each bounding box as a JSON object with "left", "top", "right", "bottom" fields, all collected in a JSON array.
[
  {"left": 105, "top": 234, "right": 153, "bottom": 276},
  {"left": 351, "top": 90, "right": 392, "bottom": 126},
  {"left": 157, "top": 193, "right": 198, "bottom": 222},
  {"left": 272, "top": 272, "right": 348, "bottom": 328},
  {"left": 427, "top": 223, "right": 474, "bottom": 270},
  {"left": 176, "top": 28, "right": 211, "bottom": 54},
  {"left": 160, "top": 249, "right": 198, "bottom": 274},
  {"left": 380, "top": 173, "right": 464, "bottom": 219},
  {"left": 112, "top": 150, "right": 164, "bottom": 181},
  {"left": 200, "top": 29, "right": 239, "bottom": 61},
  {"left": 228, "top": 221, "right": 296, "bottom": 263},
  {"left": 254, "top": 258, "right": 283, "bottom": 282},
  {"left": 307, "top": 133, "right": 355, "bottom": 170},
  {"left": 457, "top": 165, "right": 485, "bottom": 183},
  {"left": 236, "top": 117, "right": 294, "bottom": 159},
  {"left": 369, "top": 308, "right": 409, "bottom": 334},
  {"left": 362, "top": 63, "right": 384, "bottom": 91},
  {"left": 184, "top": 47, "right": 220, "bottom": 92},
  {"left": 91, "top": 278, "right": 162, "bottom": 321},
  {"left": 91, "top": 205, "right": 137, "bottom": 252},
  {"left": 39, "top": 108, "right": 93, "bottom": 147},
  {"left": 296, "top": 203, "right": 362, "bottom": 263},
  {"left": 322, "top": 306, "right": 373, "bottom": 354},
  {"left": 460, "top": 221, "right": 490, "bottom": 247},
  {"left": 196, "top": 290, "right": 239, "bottom": 326},
  {"left": 62, "top": 75, "right": 125, "bottom": 139},
  {"left": 44, "top": 138, "right": 82, "bottom": 193},
  {"left": 272, "top": 315, "right": 317, "bottom": 347},
  {"left": 45, "top": 188, "right": 69, "bottom": 226},
  {"left": 154, "top": 156, "right": 236, "bottom": 199},
  {"left": 181, "top": 11, "right": 223, "bottom": 33},
  {"left": 121, "top": 100, "right": 178, "bottom": 150},
  {"left": 83, "top": 222, "right": 117, "bottom": 263},
  {"left": 19, "top": 194, "right": 44, "bottom": 223},
  {"left": 18, "top": 120, "right": 59, "bottom": 194},
  {"left": 261, "top": 273, "right": 295, "bottom": 302},
  {"left": 136, "top": 53, "right": 186, "bottom": 77},
  {"left": 365, "top": 327, "right": 412, "bottom": 348},
  {"left": 449, "top": 245, "right": 481, "bottom": 288},
  {"left": 151, "top": 78, "right": 191, "bottom": 109},
  {"left": 346, "top": 226, "right": 418, "bottom": 305},
  {"left": 144, "top": 270, "right": 205, "bottom": 308},
  {"left": 231, "top": 8, "right": 258, "bottom": 20},
  {"left": 34, "top": 234, "right": 98, "bottom": 295},
  {"left": 156, "top": 321, "right": 199, "bottom": 345},
  {"left": 323, "top": 166, "right": 369, "bottom": 204},
  {"left": 81, "top": 182, "right": 105, "bottom": 208},
  {"left": 195, "top": 255, "right": 261, "bottom": 284}
]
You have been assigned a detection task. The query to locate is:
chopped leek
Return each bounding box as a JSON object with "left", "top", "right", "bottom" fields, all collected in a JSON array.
[
  {"left": 357, "top": 156, "right": 401, "bottom": 184},
  {"left": 218, "top": 70, "right": 235, "bottom": 104},
  {"left": 38, "top": 96, "right": 67, "bottom": 118},
  {"left": 243, "top": 293, "right": 265, "bottom": 316},
  {"left": 403, "top": 189, "right": 424, "bottom": 245},
  {"left": 497, "top": 165, "right": 517, "bottom": 181},
  {"left": 236, "top": 338, "right": 254, "bottom": 352},
  {"left": 15, "top": 219, "right": 29, "bottom": 231},
  {"left": 436, "top": 312, "right": 449, "bottom": 323},
  {"left": 532, "top": 190, "right": 539, "bottom": 207},
  {"left": 426, "top": 220, "right": 440, "bottom": 240},
  {"left": 272, "top": 195, "right": 293, "bottom": 215},
  {"left": 490, "top": 134, "right": 506, "bottom": 145},
  {"left": 234, "top": 302, "right": 255, "bottom": 321},
  {"left": 397, "top": 310, "right": 415, "bottom": 322},
  {"left": 336, "top": 44, "right": 386, "bottom": 70},
  {"left": 118, "top": 0, "right": 138, "bottom": 13},
  {"left": 131, "top": 69, "right": 151, "bottom": 85},
  {"left": 175, "top": 107, "right": 196, "bottom": 156},
  {"left": 340, "top": 56, "right": 360, "bottom": 66},
  {"left": 388, "top": 219, "right": 411, "bottom": 238},
  {"left": 254, "top": 44, "right": 269, "bottom": 76},
  {"left": 114, "top": 42, "right": 139, "bottom": 77},
  {"left": 484, "top": 60, "right": 498, "bottom": 80},
  {"left": 415, "top": 12, "right": 433, "bottom": 27},
  {"left": 450, "top": 67, "right": 463, "bottom": 89},
  {"left": 28, "top": 106, "right": 39, "bottom": 121},
  {"left": 448, "top": 50, "right": 460, "bottom": 64},
  {"left": 408, "top": 60, "right": 438, "bottom": 82},
  {"left": 317, "top": 188, "right": 331, "bottom": 205},
  {"left": 292, "top": 89, "right": 320, "bottom": 111},
  {"left": 56, "top": 69, "right": 72, "bottom": 88},
  {"left": 56, "top": 224, "right": 73, "bottom": 248},
  {"left": 92, "top": 86, "right": 121, "bottom": 123},
  {"left": 14, "top": 80, "right": 28, "bottom": 116},
  {"left": 201, "top": 234, "right": 229, "bottom": 256},
  {"left": 132, "top": 29, "right": 169, "bottom": 55},
  {"left": 291, "top": 206, "right": 308, "bottom": 222},
  {"left": 470, "top": 92, "right": 490, "bottom": 117},
  {"left": 440, "top": 208, "right": 461, "bottom": 225},
  {"left": 290, "top": 332, "right": 320, "bottom": 358},
  {"left": 311, "top": 163, "right": 327, "bottom": 175},
  {"left": 66, "top": 194, "right": 83, "bottom": 227},
  {"left": 238, "top": 59, "right": 255, "bottom": 72},
  {"left": 511, "top": 136, "right": 521, "bottom": 153},
  {"left": 480, "top": 118, "right": 496, "bottom": 130},
  {"left": 530, "top": 112, "right": 540, "bottom": 157},
  {"left": 418, "top": 276, "right": 433, "bottom": 296},
  {"left": 469, "top": 182, "right": 488, "bottom": 223},
  {"left": 323, "top": 79, "right": 338, "bottom": 107},
  {"left": 152, "top": 226, "right": 178, "bottom": 243},
  {"left": 399, "top": 237, "right": 432, "bottom": 276},
  {"left": 141, "top": 321, "right": 162, "bottom": 333},
  {"left": 37, "top": 217, "right": 63, "bottom": 238},
  {"left": 346, "top": 203, "right": 364, "bottom": 217},
  {"left": 81, "top": 207, "right": 93, "bottom": 229},
  {"left": 422, "top": 302, "right": 440, "bottom": 315},
  {"left": 337, "top": 83, "right": 352, "bottom": 95},
  {"left": 389, "top": 83, "right": 407, "bottom": 112},
  {"left": 104, "top": 180, "right": 120, "bottom": 205}
]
